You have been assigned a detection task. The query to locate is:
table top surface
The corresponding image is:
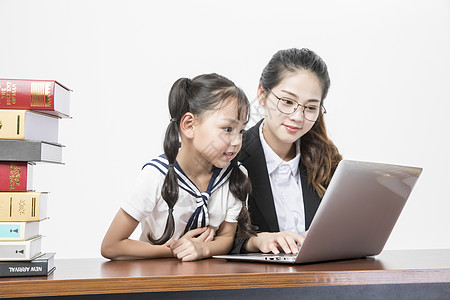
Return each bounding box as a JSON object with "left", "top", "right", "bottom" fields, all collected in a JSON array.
[
  {"left": 7, "top": 248, "right": 450, "bottom": 279},
  {"left": 1, "top": 249, "right": 450, "bottom": 298}
]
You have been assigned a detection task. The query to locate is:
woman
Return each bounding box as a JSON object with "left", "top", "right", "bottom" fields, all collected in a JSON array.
[{"left": 233, "top": 48, "right": 342, "bottom": 254}]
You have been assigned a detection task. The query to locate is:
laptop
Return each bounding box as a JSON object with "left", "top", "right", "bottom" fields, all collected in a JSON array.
[{"left": 214, "top": 160, "right": 422, "bottom": 264}]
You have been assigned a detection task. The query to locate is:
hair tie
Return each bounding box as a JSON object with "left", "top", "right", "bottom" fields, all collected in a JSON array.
[
  {"left": 170, "top": 117, "right": 177, "bottom": 123},
  {"left": 168, "top": 208, "right": 174, "bottom": 214},
  {"left": 168, "top": 164, "right": 174, "bottom": 168},
  {"left": 185, "top": 78, "right": 191, "bottom": 89}
]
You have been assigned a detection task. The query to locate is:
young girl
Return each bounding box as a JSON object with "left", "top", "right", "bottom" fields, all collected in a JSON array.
[
  {"left": 102, "top": 73, "right": 254, "bottom": 261},
  {"left": 232, "top": 48, "right": 342, "bottom": 255}
]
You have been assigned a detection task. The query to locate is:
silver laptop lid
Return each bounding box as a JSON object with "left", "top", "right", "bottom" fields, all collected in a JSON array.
[{"left": 295, "top": 160, "right": 422, "bottom": 264}]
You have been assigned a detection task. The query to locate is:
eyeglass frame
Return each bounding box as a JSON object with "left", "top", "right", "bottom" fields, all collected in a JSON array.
[{"left": 266, "top": 88, "right": 327, "bottom": 122}]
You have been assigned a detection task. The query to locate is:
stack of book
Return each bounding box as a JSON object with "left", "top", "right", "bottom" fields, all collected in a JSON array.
[{"left": 0, "top": 79, "right": 71, "bottom": 277}]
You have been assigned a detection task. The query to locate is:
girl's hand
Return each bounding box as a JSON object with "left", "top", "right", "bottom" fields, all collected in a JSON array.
[
  {"left": 246, "top": 231, "right": 306, "bottom": 255},
  {"left": 165, "top": 227, "right": 211, "bottom": 261},
  {"left": 197, "top": 226, "right": 216, "bottom": 242}
]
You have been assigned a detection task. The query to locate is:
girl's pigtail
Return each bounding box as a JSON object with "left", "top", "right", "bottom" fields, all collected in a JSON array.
[
  {"left": 229, "top": 158, "right": 257, "bottom": 239},
  {"left": 147, "top": 78, "right": 191, "bottom": 244}
]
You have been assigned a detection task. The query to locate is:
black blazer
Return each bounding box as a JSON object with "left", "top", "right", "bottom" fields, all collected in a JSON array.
[{"left": 231, "top": 119, "right": 322, "bottom": 253}]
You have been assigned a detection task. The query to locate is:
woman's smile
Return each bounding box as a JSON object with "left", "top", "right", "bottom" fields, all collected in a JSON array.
[{"left": 283, "top": 124, "right": 301, "bottom": 134}]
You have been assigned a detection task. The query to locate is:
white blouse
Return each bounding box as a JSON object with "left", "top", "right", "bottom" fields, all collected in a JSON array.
[
  {"left": 121, "top": 161, "right": 243, "bottom": 243},
  {"left": 259, "top": 122, "right": 306, "bottom": 234}
]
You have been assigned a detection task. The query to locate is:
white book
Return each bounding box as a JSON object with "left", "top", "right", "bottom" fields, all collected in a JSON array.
[{"left": 0, "top": 235, "right": 42, "bottom": 261}]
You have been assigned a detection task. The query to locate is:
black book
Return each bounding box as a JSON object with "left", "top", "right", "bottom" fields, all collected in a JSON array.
[
  {"left": 0, "top": 140, "right": 63, "bottom": 164},
  {"left": 0, "top": 252, "right": 55, "bottom": 277}
]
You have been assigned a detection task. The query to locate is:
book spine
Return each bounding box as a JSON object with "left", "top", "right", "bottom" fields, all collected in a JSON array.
[
  {"left": 0, "top": 236, "right": 42, "bottom": 260},
  {"left": 0, "top": 79, "right": 56, "bottom": 111},
  {"left": 0, "top": 110, "right": 59, "bottom": 143},
  {"left": 0, "top": 140, "right": 63, "bottom": 164},
  {"left": 0, "top": 192, "right": 47, "bottom": 221},
  {"left": 0, "top": 221, "right": 39, "bottom": 241},
  {"left": 0, "top": 222, "right": 26, "bottom": 240},
  {"left": 0, "top": 110, "right": 26, "bottom": 140},
  {"left": 0, "top": 260, "right": 50, "bottom": 277},
  {"left": 0, "top": 162, "right": 31, "bottom": 192}
]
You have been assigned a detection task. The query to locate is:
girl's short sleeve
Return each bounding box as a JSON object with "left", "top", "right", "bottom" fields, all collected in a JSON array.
[
  {"left": 121, "top": 166, "right": 164, "bottom": 222},
  {"left": 224, "top": 196, "right": 242, "bottom": 223}
]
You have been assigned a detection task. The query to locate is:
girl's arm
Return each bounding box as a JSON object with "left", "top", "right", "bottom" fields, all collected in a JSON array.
[
  {"left": 101, "top": 208, "right": 173, "bottom": 260},
  {"left": 167, "top": 221, "right": 237, "bottom": 261}
]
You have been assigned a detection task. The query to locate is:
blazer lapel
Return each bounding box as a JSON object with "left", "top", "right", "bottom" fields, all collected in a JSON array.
[
  {"left": 240, "top": 120, "right": 280, "bottom": 232},
  {"left": 240, "top": 119, "right": 322, "bottom": 233}
]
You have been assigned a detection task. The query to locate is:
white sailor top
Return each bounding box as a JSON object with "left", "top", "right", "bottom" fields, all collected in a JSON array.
[{"left": 121, "top": 155, "right": 244, "bottom": 243}]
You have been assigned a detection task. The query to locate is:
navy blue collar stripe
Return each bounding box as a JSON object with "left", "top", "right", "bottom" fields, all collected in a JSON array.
[
  {"left": 143, "top": 162, "right": 197, "bottom": 197},
  {"left": 143, "top": 154, "right": 233, "bottom": 234}
]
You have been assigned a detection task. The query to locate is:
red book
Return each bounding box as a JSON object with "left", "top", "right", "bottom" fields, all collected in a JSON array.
[
  {"left": 0, "top": 162, "right": 33, "bottom": 191},
  {"left": 0, "top": 79, "right": 71, "bottom": 118}
]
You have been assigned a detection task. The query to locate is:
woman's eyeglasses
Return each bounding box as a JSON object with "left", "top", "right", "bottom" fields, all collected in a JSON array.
[{"left": 267, "top": 89, "right": 326, "bottom": 122}]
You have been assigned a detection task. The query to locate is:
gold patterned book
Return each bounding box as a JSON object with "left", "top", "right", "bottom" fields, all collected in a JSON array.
[
  {"left": 0, "top": 110, "right": 59, "bottom": 143},
  {"left": 0, "top": 162, "right": 34, "bottom": 192},
  {"left": 0, "top": 79, "right": 71, "bottom": 118},
  {"left": 0, "top": 192, "right": 48, "bottom": 222}
]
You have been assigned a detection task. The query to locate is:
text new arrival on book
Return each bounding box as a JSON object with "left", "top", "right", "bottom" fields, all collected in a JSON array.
[{"left": 0, "top": 252, "right": 55, "bottom": 277}]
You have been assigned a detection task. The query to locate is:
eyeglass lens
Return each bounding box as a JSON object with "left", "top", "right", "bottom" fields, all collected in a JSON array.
[{"left": 277, "top": 100, "right": 321, "bottom": 121}]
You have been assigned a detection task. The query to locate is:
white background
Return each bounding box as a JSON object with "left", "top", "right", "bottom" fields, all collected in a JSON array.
[{"left": 1, "top": 0, "right": 449, "bottom": 259}]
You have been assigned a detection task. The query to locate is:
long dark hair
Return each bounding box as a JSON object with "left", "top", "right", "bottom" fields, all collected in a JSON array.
[
  {"left": 259, "top": 48, "right": 342, "bottom": 197},
  {"left": 148, "top": 73, "right": 255, "bottom": 244}
]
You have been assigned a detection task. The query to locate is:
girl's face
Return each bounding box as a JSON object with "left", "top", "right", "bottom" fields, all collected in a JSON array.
[
  {"left": 192, "top": 99, "right": 247, "bottom": 169},
  {"left": 258, "top": 70, "right": 323, "bottom": 151}
]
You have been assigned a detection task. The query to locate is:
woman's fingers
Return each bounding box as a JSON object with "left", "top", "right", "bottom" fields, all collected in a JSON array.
[{"left": 257, "top": 231, "right": 305, "bottom": 254}]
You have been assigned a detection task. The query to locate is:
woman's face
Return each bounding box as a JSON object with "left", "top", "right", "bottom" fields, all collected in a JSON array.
[{"left": 258, "top": 70, "right": 323, "bottom": 151}]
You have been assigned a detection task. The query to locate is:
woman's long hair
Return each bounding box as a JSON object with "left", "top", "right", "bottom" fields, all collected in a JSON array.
[{"left": 259, "top": 48, "right": 342, "bottom": 197}]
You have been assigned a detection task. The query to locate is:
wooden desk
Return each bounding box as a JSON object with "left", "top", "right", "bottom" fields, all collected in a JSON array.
[{"left": 1, "top": 249, "right": 450, "bottom": 299}]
